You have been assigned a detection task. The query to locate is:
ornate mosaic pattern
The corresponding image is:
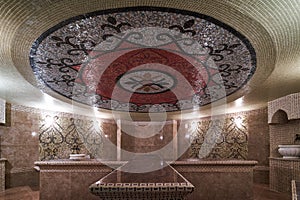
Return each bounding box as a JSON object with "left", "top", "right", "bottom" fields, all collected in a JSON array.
[
  {"left": 39, "top": 115, "right": 104, "bottom": 160},
  {"left": 118, "top": 69, "right": 176, "bottom": 94},
  {"left": 89, "top": 162, "right": 194, "bottom": 199},
  {"left": 189, "top": 116, "right": 248, "bottom": 159},
  {"left": 30, "top": 7, "right": 256, "bottom": 112}
]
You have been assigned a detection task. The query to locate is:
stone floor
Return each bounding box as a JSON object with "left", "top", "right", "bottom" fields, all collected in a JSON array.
[
  {"left": 253, "top": 184, "right": 291, "bottom": 200},
  {"left": 0, "top": 184, "right": 291, "bottom": 200},
  {"left": 0, "top": 186, "right": 39, "bottom": 200}
]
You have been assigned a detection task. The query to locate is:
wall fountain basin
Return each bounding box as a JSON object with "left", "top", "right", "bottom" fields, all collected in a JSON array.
[{"left": 278, "top": 145, "right": 300, "bottom": 158}]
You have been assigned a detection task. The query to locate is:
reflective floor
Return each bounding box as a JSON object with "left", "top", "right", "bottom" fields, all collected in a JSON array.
[{"left": 0, "top": 184, "right": 291, "bottom": 200}]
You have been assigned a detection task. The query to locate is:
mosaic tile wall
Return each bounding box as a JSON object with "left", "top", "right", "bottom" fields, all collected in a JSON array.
[
  {"left": 187, "top": 116, "right": 248, "bottom": 160},
  {"left": 268, "top": 93, "right": 300, "bottom": 192},
  {"left": 39, "top": 115, "right": 117, "bottom": 160},
  {"left": 269, "top": 119, "right": 300, "bottom": 158},
  {"left": 178, "top": 108, "right": 269, "bottom": 165},
  {"left": 0, "top": 104, "right": 269, "bottom": 188},
  {"left": 268, "top": 92, "right": 300, "bottom": 123},
  {"left": 177, "top": 108, "right": 270, "bottom": 184}
]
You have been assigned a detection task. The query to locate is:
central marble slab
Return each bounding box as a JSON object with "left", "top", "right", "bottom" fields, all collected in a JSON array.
[{"left": 89, "top": 155, "right": 194, "bottom": 200}]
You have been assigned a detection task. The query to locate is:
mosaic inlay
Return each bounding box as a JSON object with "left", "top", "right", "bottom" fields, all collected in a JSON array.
[
  {"left": 189, "top": 116, "right": 248, "bottom": 159},
  {"left": 118, "top": 69, "right": 176, "bottom": 94},
  {"left": 39, "top": 115, "right": 105, "bottom": 160},
  {"left": 30, "top": 7, "right": 256, "bottom": 112}
]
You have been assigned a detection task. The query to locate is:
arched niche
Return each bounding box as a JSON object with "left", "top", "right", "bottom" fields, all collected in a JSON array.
[
  {"left": 268, "top": 92, "right": 300, "bottom": 123},
  {"left": 270, "top": 109, "right": 288, "bottom": 124}
]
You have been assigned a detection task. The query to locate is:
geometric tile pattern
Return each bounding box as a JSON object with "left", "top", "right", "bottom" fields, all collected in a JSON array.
[
  {"left": 89, "top": 163, "right": 194, "bottom": 200},
  {"left": 89, "top": 185, "right": 193, "bottom": 200},
  {"left": 30, "top": 7, "right": 256, "bottom": 113}
]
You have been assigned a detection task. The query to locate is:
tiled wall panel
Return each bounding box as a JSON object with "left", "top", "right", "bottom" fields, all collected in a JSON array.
[{"left": 0, "top": 104, "right": 269, "bottom": 188}]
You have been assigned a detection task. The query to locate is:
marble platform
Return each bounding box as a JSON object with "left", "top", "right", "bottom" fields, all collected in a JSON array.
[
  {"left": 35, "top": 159, "right": 257, "bottom": 200},
  {"left": 34, "top": 159, "right": 123, "bottom": 200},
  {"left": 172, "top": 159, "right": 257, "bottom": 200},
  {"left": 89, "top": 156, "right": 194, "bottom": 200}
]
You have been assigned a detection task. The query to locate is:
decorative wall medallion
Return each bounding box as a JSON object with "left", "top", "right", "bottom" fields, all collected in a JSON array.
[{"left": 30, "top": 7, "right": 256, "bottom": 112}]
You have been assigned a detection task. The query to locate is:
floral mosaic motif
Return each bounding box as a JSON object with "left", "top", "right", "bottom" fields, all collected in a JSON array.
[
  {"left": 39, "top": 115, "right": 104, "bottom": 160},
  {"left": 169, "top": 19, "right": 196, "bottom": 36},
  {"left": 101, "top": 16, "right": 132, "bottom": 40},
  {"left": 118, "top": 70, "right": 176, "bottom": 94},
  {"left": 30, "top": 7, "right": 256, "bottom": 113},
  {"left": 189, "top": 116, "right": 248, "bottom": 159}
]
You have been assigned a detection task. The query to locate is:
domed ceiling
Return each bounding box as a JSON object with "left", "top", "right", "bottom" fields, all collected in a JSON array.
[
  {"left": 29, "top": 7, "right": 256, "bottom": 113},
  {"left": 1, "top": 0, "right": 300, "bottom": 119}
]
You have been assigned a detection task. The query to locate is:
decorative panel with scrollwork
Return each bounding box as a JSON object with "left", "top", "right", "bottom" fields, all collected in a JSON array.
[
  {"left": 189, "top": 116, "right": 248, "bottom": 159},
  {"left": 39, "top": 115, "right": 106, "bottom": 160}
]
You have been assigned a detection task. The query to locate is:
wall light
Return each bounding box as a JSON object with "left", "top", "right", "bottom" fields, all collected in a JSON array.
[
  {"left": 31, "top": 131, "right": 38, "bottom": 137},
  {"left": 234, "top": 116, "right": 243, "bottom": 128},
  {"left": 44, "top": 115, "right": 54, "bottom": 126}
]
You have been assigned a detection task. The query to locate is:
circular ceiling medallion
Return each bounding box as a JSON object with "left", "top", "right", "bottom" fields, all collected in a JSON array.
[
  {"left": 29, "top": 7, "right": 256, "bottom": 113},
  {"left": 118, "top": 69, "right": 177, "bottom": 94}
]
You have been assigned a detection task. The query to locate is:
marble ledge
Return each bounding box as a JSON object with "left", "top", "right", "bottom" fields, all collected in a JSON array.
[
  {"left": 269, "top": 157, "right": 300, "bottom": 161},
  {"left": 35, "top": 159, "right": 258, "bottom": 166},
  {"left": 171, "top": 159, "right": 257, "bottom": 173},
  {"left": 34, "top": 159, "right": 257, "bottom": 173},
  {"left": 171, "top": 159, "right": 258, "bottom": 166},
  {"left": 34, "top": 159, "right": 126, "bottom": 166},
  {"left": 34, "top": 159, "right": 126, "bottom": 173}
]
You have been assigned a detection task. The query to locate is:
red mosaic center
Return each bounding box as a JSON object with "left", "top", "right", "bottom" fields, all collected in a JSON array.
[{"left": 86, "top": 48, "right": 207, "bottom": 105}]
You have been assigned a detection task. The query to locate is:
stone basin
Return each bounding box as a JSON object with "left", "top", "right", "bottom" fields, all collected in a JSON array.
[{"left": 278, "top": 145, "right": 300, "bottom": 158}]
